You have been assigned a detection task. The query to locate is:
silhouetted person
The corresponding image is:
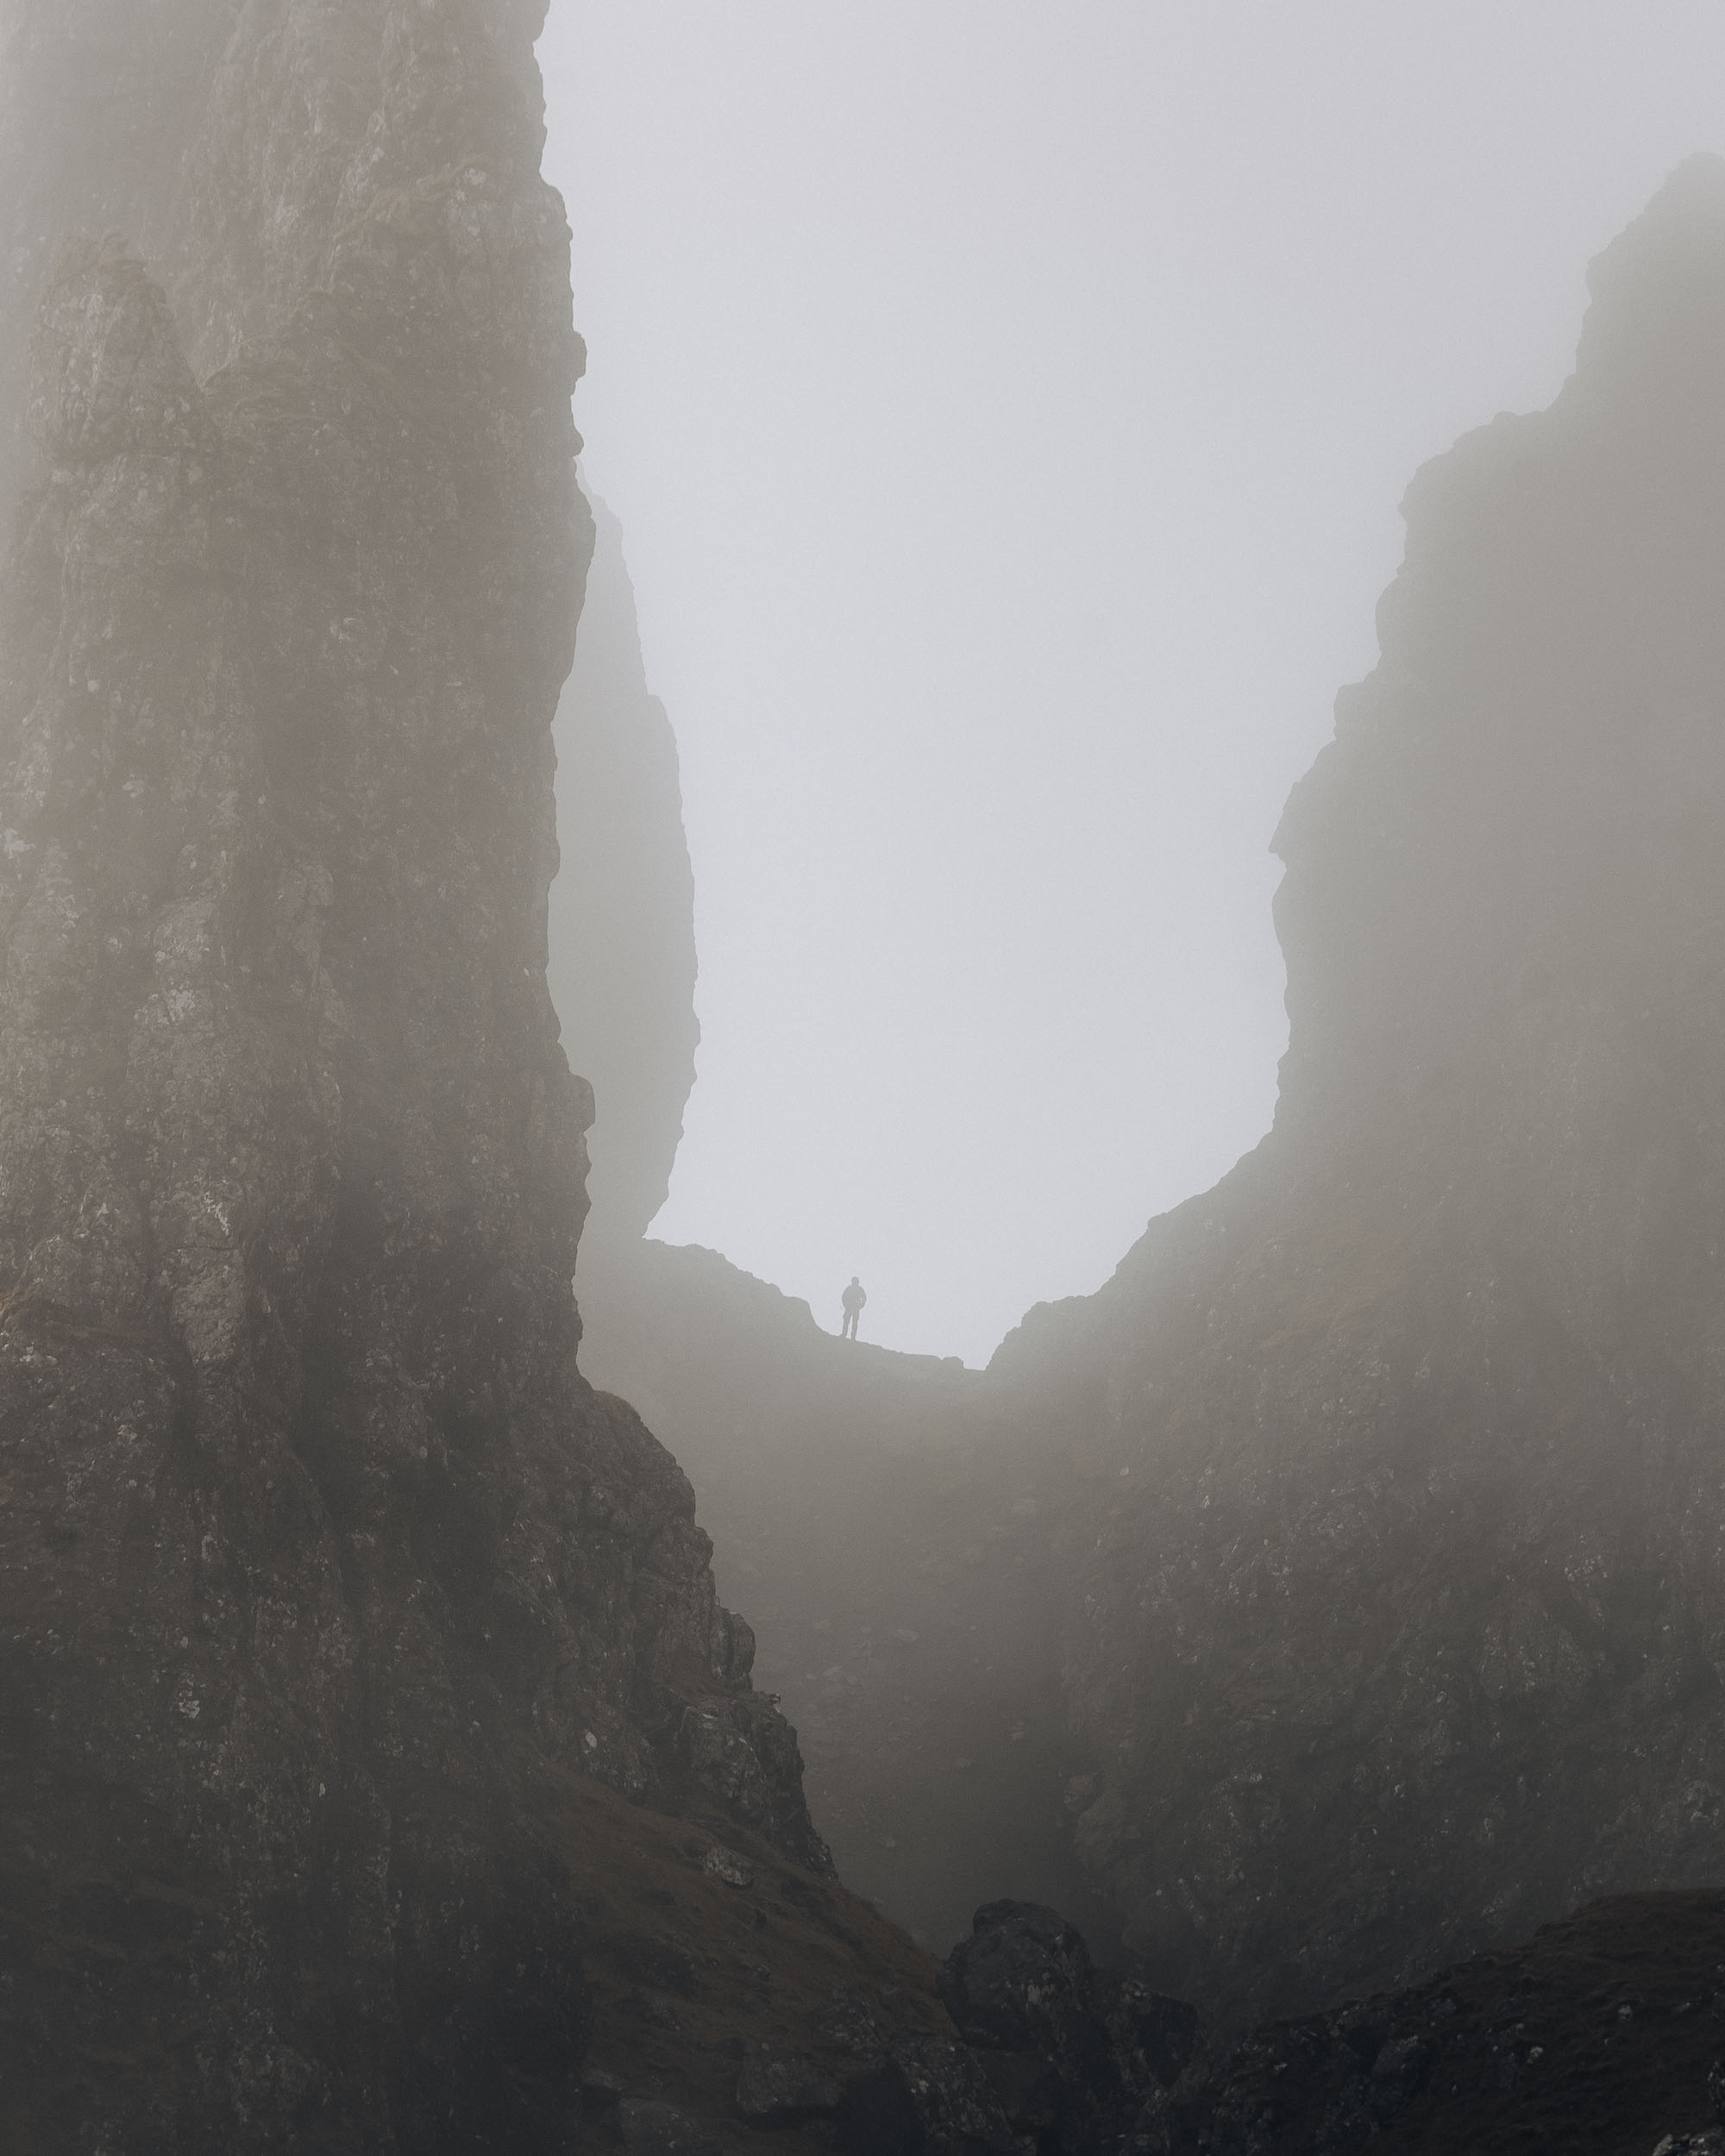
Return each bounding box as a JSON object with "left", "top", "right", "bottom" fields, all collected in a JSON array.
[{"left": 841, "top": 1276, "right": 867, "bottom": 1340}]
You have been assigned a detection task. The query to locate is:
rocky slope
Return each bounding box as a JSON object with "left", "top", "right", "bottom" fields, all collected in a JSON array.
[{"left": 0, "top": 5, "right": 857, "bottom": 2149}]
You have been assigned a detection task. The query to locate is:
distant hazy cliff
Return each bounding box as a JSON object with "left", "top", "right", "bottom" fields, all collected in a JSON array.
[{"left": 551, "top": 492, "right": 699, "bottom": 1251}]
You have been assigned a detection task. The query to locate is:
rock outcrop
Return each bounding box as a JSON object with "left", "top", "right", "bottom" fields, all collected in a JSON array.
[
  {"left": 0, "top": 4, "right": 837, "bottom": 2148},
  {"left": 551, "top": 492, "right": 699, "bottom": 1251}
]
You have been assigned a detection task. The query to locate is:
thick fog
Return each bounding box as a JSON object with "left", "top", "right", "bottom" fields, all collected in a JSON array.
[{"left": 539, "top": 4, "right": 1725, "bottom": 1366}]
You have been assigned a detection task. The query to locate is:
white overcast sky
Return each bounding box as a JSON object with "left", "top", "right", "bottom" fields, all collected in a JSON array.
[{"left": 538, "top": 3, "right": 1725, "bottom": 1366}]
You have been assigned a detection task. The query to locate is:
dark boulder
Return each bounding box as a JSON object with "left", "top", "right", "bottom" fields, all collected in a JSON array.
[
  {"left": 736, "top": 2048, "right": 844, "bottom": 2126},
  {"left": 612, "top": 1933, "right": 700, "bottom": 1999},
  {"left": 934, "top": 1904, "right": 1201, "bottom": 2156},
  {"left": 968, "top": 2051, "right": 1063, "bottom": 2145},
  {"left": 679, "top": 1694, "right": 834, "bottom": 1873},
  {"left": 619, "top": 2098, "right": 724, "bottom": 2156},
  {"left": 938, "top": 1902, "right": 1095, "bottom": 2060},
  {"left": 1090, "top": 1965, "right": 1200, "bottom": 2096},
  {"left": 1658, "top": 2064, "right": 1725, "bottom": 2156},
  {"left": 847, "top": 2029, "right": 1029, "bottom": 2156}
]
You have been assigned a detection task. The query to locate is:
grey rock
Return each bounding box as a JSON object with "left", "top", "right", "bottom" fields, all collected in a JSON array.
[
  {"left": 938, "top": 1900, "right": 1095, "bottom": 2059},
  {"left": 1120, "top": 2085, "right": 1176, "bottom": 2156},
  {"left": 736, "top": 2048, "right": 844, "bottom": 2125},
  {"left": 1091, "top": 1965, "right": 1201, "bottom": 2095},
  {"left": 825, "top": 1985, "right": 886, "bottom": 2059},
  {"left": 846, "top": 2029, "right": 1028, "bottom": 2156},
  {"left": 552, "top": 491, "right": 699, "bottom": 1252},
  {"left": 705, "top": 1841, "right": 757, "bottom": 1888},
  {"left": 1368, "top": 2033, "right": 1432, "bottom": 2109},
  {"left": 614, "top": 1933, "right": 700, "bottom": 1999},
  {"left": 622, "top": 1990, "right": 686, "bottom": 2035},
  {"left": 621, "top": 2097, "right": 724, "bottom": 2156},
  {"left": 967, "top": 2049, "right": 1063, "bottom": 2144},
  {"left": 936, "top": 1903, "right": 1198, "bottom": 2156},
  {"left": 681, "top": 1693, "right": 833, "bottom": 1872}
]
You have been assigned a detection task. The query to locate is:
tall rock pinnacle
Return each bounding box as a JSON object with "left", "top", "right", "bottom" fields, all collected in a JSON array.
[{"left": 0, "top": 6, "right": 827, "bottom": 2147}]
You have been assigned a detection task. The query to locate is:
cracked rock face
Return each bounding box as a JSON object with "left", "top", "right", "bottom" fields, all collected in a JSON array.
[{"left": 0, "top": 4, "right": 823, "bottom": 2148}]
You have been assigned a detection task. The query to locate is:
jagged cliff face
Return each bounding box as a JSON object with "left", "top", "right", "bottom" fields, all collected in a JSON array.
[
  {"left": 0, "top": 5, "right": 826, "bottom": 2149},
  {"left": 992, "top": 155, "right": 1725, "bottom": 2021},
  {"left": 550, "top": 492, "right": 699, "bottom": 1250}
]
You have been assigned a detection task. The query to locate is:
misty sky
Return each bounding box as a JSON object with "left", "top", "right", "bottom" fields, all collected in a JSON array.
[{"left": 538, "top": 4, "right": 1725, "bottom": 1367}]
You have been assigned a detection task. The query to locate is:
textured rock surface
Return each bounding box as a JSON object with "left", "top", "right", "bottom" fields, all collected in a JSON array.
[
  {"left": 928, "top": 1901, "right": 1196, "bottom": 2156},
  {"left": 0, "top": 3, "right": 835, "bottom": 2147},
  {"left": 1164, "top": 1890, "right": 1725, "bottom": 2155},
  {"left": 938, "top": 1902, "right": 1097, "bottom": 2059},
  {"left": 735, "top": 2046, "right": 844, "bottom": 2124},
  {"left": 845, "top": 2028, "right": 1027, "bottom": 2156},
  {"left": 550, "top": 490, "right": 699, "bottom": 1250}
]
